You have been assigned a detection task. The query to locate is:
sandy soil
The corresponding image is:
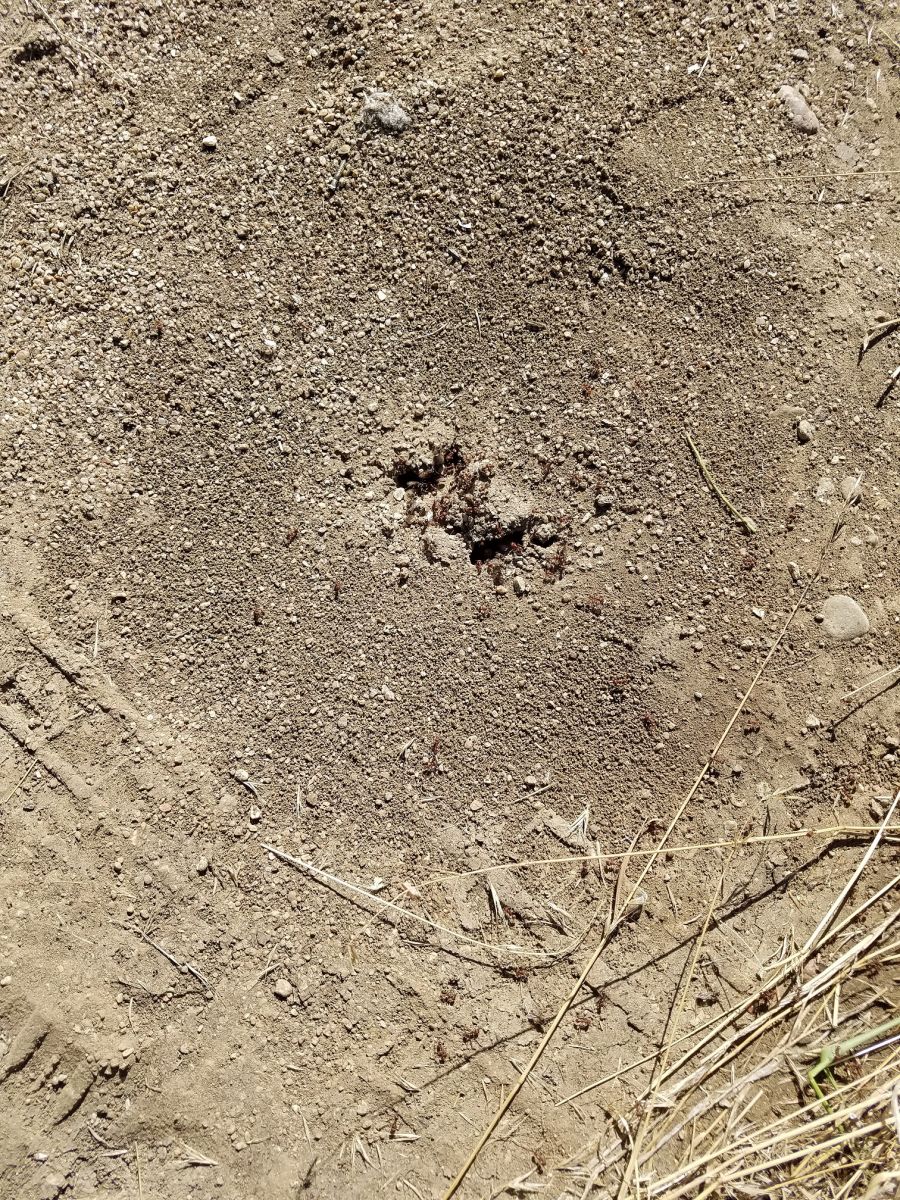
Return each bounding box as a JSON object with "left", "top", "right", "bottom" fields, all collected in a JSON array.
[{"left": 1, "top": 0, "right": 898, "bottom": 1196}]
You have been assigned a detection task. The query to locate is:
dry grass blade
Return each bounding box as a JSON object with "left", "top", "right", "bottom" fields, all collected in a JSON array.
[
  {"left": 859, "top": 315, "right": 900, "bottom": 359},
  {"left": 616, "top": 841, "right": 744, "bottom": 1199},
  {"left": 841, "top": 663, "right": 900, "bottom": 701},
  {"left": 570, "top": 829, "right": 899, "bottom": 1200},
  {"left": 685, "top": 432, "right": 759, "bottom": 534},
  {"left": 423, "top": 824, "right": 900, "bottom": 887},
  {"left": 801, "top": 789, "right": 899, "bottom": 955},
  {"left": 180, "top": 1146, "right": 219, "bottom": 1167},
  {"left": 440, "top": 499, "right": 854, "bottom": 1199}
]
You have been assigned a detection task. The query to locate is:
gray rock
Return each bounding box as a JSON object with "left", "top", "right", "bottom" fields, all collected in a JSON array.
[
  {"left": 796, "top": 419, "right": 813, "bottom": 444},
  {"left": 362, "top": 90, "right": 411, "bottom": 134},
  {"left": 273, "top": 978, "right": 293, "bottom": 1000},
  {"left": 821, "top": 595, "right": 869, "bottom": 641},
  {"left": 594, "top": 493, "right": 615, "bottom": 514},
  {"left": 201, "top": 134, "right": 218, "bottom": 151},
  {"left": 778, "top": 85, "right": 820, "bottom": 135}
]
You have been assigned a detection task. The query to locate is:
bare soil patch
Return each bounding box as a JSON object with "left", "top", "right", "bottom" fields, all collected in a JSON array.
[{"left": 1, "top": 1, "right": 898, "bottom": 1197}]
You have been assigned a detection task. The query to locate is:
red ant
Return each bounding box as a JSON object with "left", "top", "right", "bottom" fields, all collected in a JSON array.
[{"left": 423, "top": 736, "right": 442, "bottom": 775}]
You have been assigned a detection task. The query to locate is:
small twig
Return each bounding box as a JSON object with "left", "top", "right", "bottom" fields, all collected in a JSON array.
[
  {"left": 685, "top": 433, "right": 758, "bottom": 534},
  {"left": 524, "top": 781, "right": 554, "bottom": 798},
  {"left": 135, "top": 1144, "right": 143, "bottom": 1199},
  {"left": 328, "top": 158, "right": 346, "bottom": 192},
  {"left": 130, "top": 927, "right": 211, "bottom": 992},
  {"left": 3, "top": 759, "right": 37, "bottom": 805}
]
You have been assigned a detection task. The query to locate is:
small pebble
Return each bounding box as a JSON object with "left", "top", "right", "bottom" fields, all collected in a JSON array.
[
  {"left": 361, "top": 90, "right": 410, "bottom": 134},
  {"left": 796, "top": 419, "right": 813, "bottom": 444},
  {"left": 273, "top": 978, "right": 293, "bottom": 1000},
  {"left": 195, "top": 856, "right": 209, "bottom": 875},
  {"left": 821, "top": 595, "right": 869, "bottom": 641},
  {"left": 778, "top": 85, "right": 820, "bottom": 135},
  {"left": 201, "top": 134, "right": 218, "bottom": 151},
  {"left": 805, "top": 714, "right": 821, "bottom": 729},
  {"left": 788, "top": 561, "right": 802, "bottom": 584},
  {"left": 0, "top": 975, "right": 11, "bottom": 986}
]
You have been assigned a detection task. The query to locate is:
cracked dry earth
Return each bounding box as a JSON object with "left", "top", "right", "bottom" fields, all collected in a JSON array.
[{"left": 1, "top": 0, "right": 899, "bottom": 1197}]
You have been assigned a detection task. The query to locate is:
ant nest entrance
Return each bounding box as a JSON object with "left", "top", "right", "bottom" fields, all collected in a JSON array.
[{"left": 393, "top": 436, "right": 567, "bottom": 574}]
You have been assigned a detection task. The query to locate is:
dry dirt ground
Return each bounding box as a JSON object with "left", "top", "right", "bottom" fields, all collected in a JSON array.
[{"left": 1, "top": 0, "right": 899, "bottom": 1197}]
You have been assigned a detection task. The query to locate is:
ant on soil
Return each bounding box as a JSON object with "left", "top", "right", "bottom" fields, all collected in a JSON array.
[
  {"left": 461, "top": 1027, "right": 480, "bottom": 1045},
  {"left": 252, "top": 602, "right": 264, "bottom": 625},
  {"left": 432, "top": 493, "right": 451, "bottom": 525},
  {"left": 284, "top": 526, "right": 299, "bottom": 546},
  {"left": 422, "top": 736, "right": 442, "bottom": 775},
  {"left": 543, "top": 542, "right": 569, "bottom": 580},
  {"left": 331, "top": 578, "right": 343, "bottom": 600},
  {"left": 434, "top": 1040, "right": 449, "bottom": 1064}
]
